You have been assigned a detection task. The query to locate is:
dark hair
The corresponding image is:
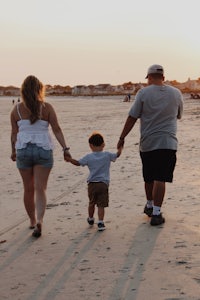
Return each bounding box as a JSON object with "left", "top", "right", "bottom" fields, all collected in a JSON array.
[
  {"left": 21, "top": 75, "right": 45, "bottom": 124},
  {"left": 88, "top": 133, "right": 104, "bottom": 146},
  {"left": 148, "top": 73, "right": 164, "bottom": 79}
]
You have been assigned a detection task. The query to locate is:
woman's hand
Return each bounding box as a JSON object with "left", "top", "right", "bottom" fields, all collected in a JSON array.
[
  {"left": 11, "top": 151, "right": 16, "bottom": 161},
  {"left": 63, "top": 150, "right": 72, "bottom": 161}
]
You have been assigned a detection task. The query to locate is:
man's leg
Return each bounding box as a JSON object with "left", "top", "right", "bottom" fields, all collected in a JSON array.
[
  {"left": 145, "top": 181, "right": 153, "bottom": 201},
  {"left": 144, "top": 182, "right": 154, "bottom": 216},
  {"left": 150, "top": 181, "right": 166, "bottom": 225},
  {"left": 152, "top": 181, "right": 165, "bottom": 208}
]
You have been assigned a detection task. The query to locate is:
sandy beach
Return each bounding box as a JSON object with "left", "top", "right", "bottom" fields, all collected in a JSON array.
[{"left": 0, "top": 95, "right": 200, "bottom": 300}]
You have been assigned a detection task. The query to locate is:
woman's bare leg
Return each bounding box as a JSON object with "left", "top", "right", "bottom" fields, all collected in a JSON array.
[
  {"left": 33, "top": 165, "right": 51, "bottom": 225},
  {"left": 19, "top": 168, "right": 36, "bottom": 227}
]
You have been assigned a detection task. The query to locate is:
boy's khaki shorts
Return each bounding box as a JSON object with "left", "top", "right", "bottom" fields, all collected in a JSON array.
[{"left": 88, "top": 182, "right": 109, "bottom": 207}]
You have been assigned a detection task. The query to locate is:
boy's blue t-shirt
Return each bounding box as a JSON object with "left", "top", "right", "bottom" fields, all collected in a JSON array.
[{"left": 78, "top": 151, "right": 118, "bottom": 185}]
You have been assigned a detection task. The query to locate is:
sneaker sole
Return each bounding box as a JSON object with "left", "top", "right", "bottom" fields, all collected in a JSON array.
[
  {"left": 144, "top": 211, "right": 153, "bottom": 217},
  {"left": 150, "top": 218, "right": 165, "bottom": 226},
  {"left": 143, "top": 206, "right": 153, "bottom": 217},
  {"left": 98, "top": 227, "right": 106, "bottom": 231},
  {"left": 87, "top": 218, "right": 94, "bottom": 226}
]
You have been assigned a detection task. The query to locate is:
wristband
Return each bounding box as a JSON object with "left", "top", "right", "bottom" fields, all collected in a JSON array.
[{"left": 63, "top": 147, "right": 70, "bottom": 152}]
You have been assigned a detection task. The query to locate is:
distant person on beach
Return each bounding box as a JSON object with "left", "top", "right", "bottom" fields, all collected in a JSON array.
[
  {"left": 10, "top": 75, "right": 71, "bottom": 238},
  {"left": 12, "top": 99, "right": 15, "bottom": 105},
  {"left": 66, "top": 132, "right": 122, "bottom": 231},
  {"left": 117, "top": 64, "right": 183, "bottom": 226},
  {"left": 123, "top": 94, "right": 131, "bottom": 102}
]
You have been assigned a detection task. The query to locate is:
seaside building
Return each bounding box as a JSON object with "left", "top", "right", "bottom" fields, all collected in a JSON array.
[
  {"left": 1, "top": 78, "right": 200, "bottom": 96},
  {"left": 71, "top": 83, "right": 135, "bottom": 96}
]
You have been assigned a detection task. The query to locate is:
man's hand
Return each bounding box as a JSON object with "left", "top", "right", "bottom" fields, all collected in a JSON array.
[{"left": 117, "top": 138, "right": 125, "bottom": 150}]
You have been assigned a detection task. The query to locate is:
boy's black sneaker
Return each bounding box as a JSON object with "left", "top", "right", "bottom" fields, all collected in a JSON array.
[
  {"left": 150, "top": 213, "right": 165, "bottom": 226},
  {"left": 144, "top": 205, "right": 153, "bottom": 217},
  {"left": 97, "top": 222, "right": 106, "bottom": 231},
  {"left": 87, "top": 217, "right": 94, "bottom": 226}
]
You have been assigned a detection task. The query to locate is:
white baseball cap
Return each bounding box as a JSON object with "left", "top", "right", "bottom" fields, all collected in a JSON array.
[{"left": 145, "top": 64, "right": 164, "bottom": 78}]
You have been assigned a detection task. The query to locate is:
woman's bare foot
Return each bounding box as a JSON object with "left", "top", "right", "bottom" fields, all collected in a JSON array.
[
  {"left": 32, "top": 223, "right": 42, "bottom": 238},
  {"left": 29, "top": 218, "right": 36, "bottom": 229},
  {"left": 29, "top": 225, "right": 35, "bottom": 229}
]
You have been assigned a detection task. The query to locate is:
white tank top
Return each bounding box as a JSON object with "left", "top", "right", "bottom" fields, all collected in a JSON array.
[{"left": 15, "top": 103, "right": 54, "bottom": 150}]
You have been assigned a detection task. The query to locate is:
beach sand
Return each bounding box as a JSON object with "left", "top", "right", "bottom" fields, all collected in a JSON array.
[{"left": 0, "top": 95, "right": 200, "bottom": 300}]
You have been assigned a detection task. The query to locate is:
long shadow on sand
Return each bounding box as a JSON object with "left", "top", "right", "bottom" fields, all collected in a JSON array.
[
  {"left": 109, "top": 222, "right": 163, "bottom": 300},
  {"left": 27, "top": 229, "right": 101, "bottom": 300}
]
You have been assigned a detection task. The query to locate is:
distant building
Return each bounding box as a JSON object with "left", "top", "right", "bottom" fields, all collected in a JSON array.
[
  {"left": 1, "top": 78, "right": 200, "bottom": 96},
  {"left": 72, "top": 82, "right": 135, "bottom": 96},
  {"left": 0, "top": 86, "right": 20, "bottom": 96}
]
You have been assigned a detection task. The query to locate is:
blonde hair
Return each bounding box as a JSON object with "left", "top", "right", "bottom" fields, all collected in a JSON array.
[{"left": 21, "top": 75, "right": 45, "bottom": 124}]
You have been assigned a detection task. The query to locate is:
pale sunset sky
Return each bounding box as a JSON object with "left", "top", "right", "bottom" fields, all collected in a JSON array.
[{"left": 1, "top": 0, "right": 200, "bottom": 87}]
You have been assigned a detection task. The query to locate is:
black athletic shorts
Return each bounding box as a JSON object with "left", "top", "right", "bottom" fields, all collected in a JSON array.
[{"left": 140, "top": 149, "right": 177, "bottom": 183}]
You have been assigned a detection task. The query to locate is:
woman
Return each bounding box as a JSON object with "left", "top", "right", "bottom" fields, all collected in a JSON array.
[{"left": 10, "top": 75, "right": 71, "bottom": 238}]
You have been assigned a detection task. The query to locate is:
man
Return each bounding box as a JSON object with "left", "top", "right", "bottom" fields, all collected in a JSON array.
[{"left": 117, "top": 64, "right": 183, "bottom": 226}]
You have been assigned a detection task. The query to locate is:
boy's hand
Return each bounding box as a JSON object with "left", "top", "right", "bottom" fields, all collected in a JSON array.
[
  {"left": 117, "top": 145, "right": 123, "bottom": 157},
  {"left": 64, "top": 156, "right": 72, "bottom": 162},
  {"left": 65, "top": 158, "right": 80, "bottom": 166}
]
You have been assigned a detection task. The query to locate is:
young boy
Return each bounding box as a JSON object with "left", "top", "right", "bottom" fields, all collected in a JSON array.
[{"left": 66, "top": 132, "right": 122, "bottom": 231}]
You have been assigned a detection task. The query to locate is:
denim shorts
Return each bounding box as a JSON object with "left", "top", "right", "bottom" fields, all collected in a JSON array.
[{"left": 16, "top": 143, "right": 53, "bottom": 169}]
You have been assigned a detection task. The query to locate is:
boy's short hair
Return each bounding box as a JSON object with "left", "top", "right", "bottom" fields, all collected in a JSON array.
[{"left": 89, "top": 132, "right": 104, "bottom": 146}]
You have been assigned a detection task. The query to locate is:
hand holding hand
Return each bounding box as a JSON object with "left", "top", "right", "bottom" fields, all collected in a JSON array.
[{"left": 63, "top": 149, "right": 72, "bottom": 161}]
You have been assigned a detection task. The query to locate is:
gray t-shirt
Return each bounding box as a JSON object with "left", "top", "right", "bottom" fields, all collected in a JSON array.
[
  {"left": 129, "top": 84, "right": 183, "bottom": 152},
  {"left": 79, "top": 151, "right": 118, "bottom": 185}
]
